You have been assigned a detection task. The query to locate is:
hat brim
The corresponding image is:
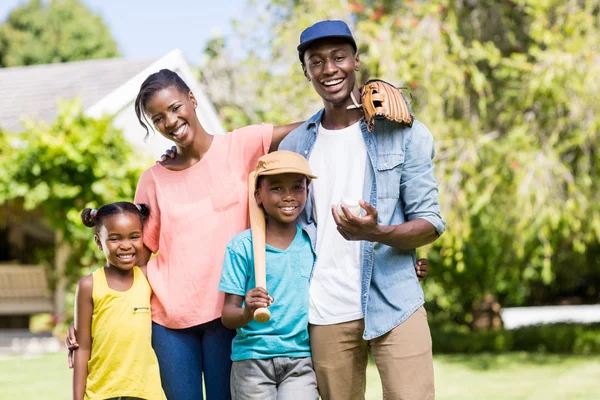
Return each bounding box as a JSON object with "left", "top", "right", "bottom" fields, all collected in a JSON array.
[
  {"left": 254, "top": 168, "right": 318, "bottom": 188},
  {"left": 298, "top": 36, "right": 357, "bottom": 62}
]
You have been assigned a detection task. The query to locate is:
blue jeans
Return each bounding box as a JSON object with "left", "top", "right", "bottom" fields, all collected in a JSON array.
[{"left": 152, "top": 318, "right": 236, "bottom": 400}]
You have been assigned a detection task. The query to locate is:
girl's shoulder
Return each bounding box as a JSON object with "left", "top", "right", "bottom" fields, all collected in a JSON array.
[{"left": 76, "top": 273, "right": 94, "bottom": 298}]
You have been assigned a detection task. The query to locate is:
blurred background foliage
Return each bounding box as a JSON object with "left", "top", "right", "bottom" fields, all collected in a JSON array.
[
  {"left": 0, "top": 0, "right": 118, "bottom": 67},
  {"left": 0, "top": 0, "right": 598, "bottom": 331}
]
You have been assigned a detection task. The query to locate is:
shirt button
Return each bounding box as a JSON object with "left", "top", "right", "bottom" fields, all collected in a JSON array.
[{"left": 304, "top": 150, "right": 308, "bottom": 154}]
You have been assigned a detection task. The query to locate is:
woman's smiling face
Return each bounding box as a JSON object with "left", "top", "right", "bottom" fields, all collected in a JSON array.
[{"left": 145, "top": 86, "right": 199, "bottom": 147}]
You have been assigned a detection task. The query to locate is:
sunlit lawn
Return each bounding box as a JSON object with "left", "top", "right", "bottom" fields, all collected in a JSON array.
[{"left": 2, "top": 352, "right": 599, "bottom": 400}]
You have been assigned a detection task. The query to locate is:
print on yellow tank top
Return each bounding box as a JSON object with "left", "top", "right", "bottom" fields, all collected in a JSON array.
[{"left": 85, "top": 266, "right": 166, "bottom": 400}]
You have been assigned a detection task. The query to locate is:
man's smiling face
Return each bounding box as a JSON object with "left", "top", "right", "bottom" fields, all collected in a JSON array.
[{"left": 302, "top": 39, "right": 360, "bottom": 108}]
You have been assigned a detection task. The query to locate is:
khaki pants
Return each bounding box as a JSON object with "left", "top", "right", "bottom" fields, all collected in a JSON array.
[{"left": 309, "top": 307, "right": 434, "bottom": 400}]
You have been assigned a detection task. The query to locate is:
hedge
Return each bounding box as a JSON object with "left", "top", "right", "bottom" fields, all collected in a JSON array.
[{"left": 431, "top": 323, "right": 600, "bottom": 354}]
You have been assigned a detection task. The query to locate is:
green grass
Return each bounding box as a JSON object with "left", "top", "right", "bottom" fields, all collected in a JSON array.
[{"left": 2, "top": 353, "right": 599, "bottom": 400}]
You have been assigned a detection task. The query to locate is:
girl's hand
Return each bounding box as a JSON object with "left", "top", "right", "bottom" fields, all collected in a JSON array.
[
  {"left": 243, "top": 287, "right": 273, "bottom": 320},
  {"left": 416, "top": 258, "right": 429, "bottom": 281}
]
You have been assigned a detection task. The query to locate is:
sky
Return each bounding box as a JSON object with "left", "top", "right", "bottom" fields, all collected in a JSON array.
[{"left": 0, "top": 0, "right": 249, "bottom": 64}]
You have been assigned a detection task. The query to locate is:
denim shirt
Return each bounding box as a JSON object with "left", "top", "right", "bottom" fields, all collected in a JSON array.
[{"left": 278, "top": 109, "right": 445, "bottom": 340}]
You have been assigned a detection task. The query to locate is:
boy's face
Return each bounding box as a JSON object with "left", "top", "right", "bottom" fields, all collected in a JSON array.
[
  {"left": 255, "top": 173, "right": 308, "bottom": 225},
  {"left": 302, "top": 38, "right": 360, "bottom": 108}
]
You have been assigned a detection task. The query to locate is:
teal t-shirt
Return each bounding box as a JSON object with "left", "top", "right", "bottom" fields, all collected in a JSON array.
[{"left": 218, "top": 225, "right": 314, "bottom": 361}]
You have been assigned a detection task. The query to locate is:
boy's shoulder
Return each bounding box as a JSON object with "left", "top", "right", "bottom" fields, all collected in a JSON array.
[{"left": 227, "top": 229, "right": 253, "bottom": 254}]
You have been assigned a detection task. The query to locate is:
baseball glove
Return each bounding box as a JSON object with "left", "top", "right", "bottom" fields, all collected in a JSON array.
[{"left": 360, "top": 79, "right": 414, "bottom": 132}]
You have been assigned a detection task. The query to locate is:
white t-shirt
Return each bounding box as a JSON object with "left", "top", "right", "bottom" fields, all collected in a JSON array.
[{"left": 308, "top": 120, "right": 367, "bottom": 325}]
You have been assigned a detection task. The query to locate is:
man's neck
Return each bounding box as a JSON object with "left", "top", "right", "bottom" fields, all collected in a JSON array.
[{"left": 320, "top": 87, "right": 363, "bottom": 130}]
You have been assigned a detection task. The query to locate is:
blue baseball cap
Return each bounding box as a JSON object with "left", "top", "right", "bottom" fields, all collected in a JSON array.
[{"left": 298, "top": 20, "right": 357, "bottom": 63}]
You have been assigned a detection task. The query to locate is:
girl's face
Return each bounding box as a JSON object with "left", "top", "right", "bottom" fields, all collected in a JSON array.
[
  {"left": 95, "top": 213, "right": 144, "bottom": 271},
  {"left": 145, "top": 86, "right": 199, "bottom": 147}
]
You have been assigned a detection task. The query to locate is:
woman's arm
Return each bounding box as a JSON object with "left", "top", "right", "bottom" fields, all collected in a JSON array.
[
  {"left": 221, "top": 288, "right": 272, "bottom": 329},
  {"left": 270, "top": 122, "right": 304, "bottom": 152},
  {"left": 137, "top": 245, "right": 153, "bottom": 268},
  {"left": 73, "top": 276, "right": 93, "bottom": 400}
]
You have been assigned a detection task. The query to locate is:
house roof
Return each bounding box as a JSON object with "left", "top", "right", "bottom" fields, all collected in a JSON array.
[{"left": 0, "top": 57, "right": 156, "bottom": 133}]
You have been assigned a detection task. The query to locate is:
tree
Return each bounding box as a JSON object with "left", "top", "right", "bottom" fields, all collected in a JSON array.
[
  {"left": 0, "top": 101, "right": 149, "bottom": 316},
  {"left": 0, "top": 0, "right": 118, "bottom": 67},
  {"left": 198, "top": 0, "right": 600, "bottom": 327}
]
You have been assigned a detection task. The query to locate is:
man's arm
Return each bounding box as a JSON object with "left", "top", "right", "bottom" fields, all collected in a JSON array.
[
  {"left": 373, "top": 217, "right": 439, "bottom": 249},
  {"left": 270, "top": 122, "right": 304, "bottom": 152},
  {"left": 73, "top": 276, "right": 93, "bottom": 400},
  {"left": 332, "top": 123, "right": 444, "bottom": 249},
  {"left": 158, "top": 121, "right": 305, "bottom": 161},
  {"left": 332, "top": 202, "right": 438, "bottom": 249}
]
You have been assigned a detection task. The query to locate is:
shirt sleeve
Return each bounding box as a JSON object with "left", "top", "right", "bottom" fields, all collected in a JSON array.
[
  {"left": 134, "top": 167, "right": 161, "bottom": 253},
  {"left": 229, "top": 123, "right": 274, "bottom": 175},
  {"left": 218, "top": 241, "right": 251, "bottom": 297},
  {"left": 399, "top": 122, "right": 446, "bottom": 235}
]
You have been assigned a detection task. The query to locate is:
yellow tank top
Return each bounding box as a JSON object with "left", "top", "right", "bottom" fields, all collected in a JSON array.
[{"left": 85, "top": 266, "right": 166, "bottom": 400}]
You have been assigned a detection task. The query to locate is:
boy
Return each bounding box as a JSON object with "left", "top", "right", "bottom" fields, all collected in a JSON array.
[{"left": 219, "top": 150, "right": 319, "bottom": 400}]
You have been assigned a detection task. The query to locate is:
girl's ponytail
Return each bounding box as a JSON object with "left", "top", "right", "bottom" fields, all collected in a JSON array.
[{"left": 81, "top": 208, "right": 97, "bottom": 228}]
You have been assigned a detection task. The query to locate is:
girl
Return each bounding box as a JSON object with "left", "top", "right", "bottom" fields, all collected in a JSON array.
[{"left": 73, "top": 202, "right": 166, "bottom": 400}]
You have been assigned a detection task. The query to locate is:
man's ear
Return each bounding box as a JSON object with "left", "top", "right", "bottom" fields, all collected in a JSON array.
[
  {"left": 354, "top": 52, "right": 360, "bottom": 71},
  {"left": 303, "top": 65, "right": 311, "bottom": 82},
  {"left": 94, "top": 234, "right": 102, "bottom": 250}
]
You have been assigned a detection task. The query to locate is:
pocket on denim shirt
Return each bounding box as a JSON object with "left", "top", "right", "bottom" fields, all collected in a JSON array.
[{"left": 376, "top": 153, "right": 404, "bottom": 199}]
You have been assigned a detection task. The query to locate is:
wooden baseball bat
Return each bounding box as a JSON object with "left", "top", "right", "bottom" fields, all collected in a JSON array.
[{"left": 248, "top": 171, "right": 270, "bottom": 323}]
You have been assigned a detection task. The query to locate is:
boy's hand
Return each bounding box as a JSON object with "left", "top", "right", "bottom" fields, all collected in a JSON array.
[
  {"left": 416, "top": 258, "right": 429, "bottom": 281},
  {"left": 243, "top": 287, "right": 273, "bottom": 321},
  {"left": 65, "top": 323, "right": 79, "bottom": 368},
  {"left": 159, "top": 146, "right": 177, "bottom": 162}
]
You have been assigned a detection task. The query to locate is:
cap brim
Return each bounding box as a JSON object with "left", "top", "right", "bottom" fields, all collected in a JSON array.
[
  {"left": 255, "top": 169, "right": 318, "bottom": 188},
  {"left": 297, "top": 36, "right": 357, "bottom": 60}
]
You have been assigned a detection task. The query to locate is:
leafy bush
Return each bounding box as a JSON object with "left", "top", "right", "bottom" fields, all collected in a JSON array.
[{"left": 432, "top": 323, "right": 600, "bottom": 354}]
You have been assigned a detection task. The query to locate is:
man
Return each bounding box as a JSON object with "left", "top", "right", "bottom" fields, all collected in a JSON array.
[{"left": 278, "top": 20, "right": 445, "bottom": 400}]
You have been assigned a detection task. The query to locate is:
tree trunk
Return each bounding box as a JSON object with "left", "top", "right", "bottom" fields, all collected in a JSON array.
[{"left": 54, "top": 229, "right": 71, "bottom": 318}]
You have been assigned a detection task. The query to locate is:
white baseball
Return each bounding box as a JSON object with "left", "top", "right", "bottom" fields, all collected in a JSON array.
[{"left": 336, "top": 198, "right": 362, "bottom": 221}]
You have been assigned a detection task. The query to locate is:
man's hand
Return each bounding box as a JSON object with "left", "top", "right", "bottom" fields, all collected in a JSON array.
[
  {"left": 331, "top": 200, "right": 380, "bottom": 241},
  {"left": 416, "top": 258, "right": 429, "bottom": 281},
  {"left": 243, "top": 287, "right": 273, "bottom": 321},
  {"left": 65, "top": 323, "right": 79, "bottom": 368},
  {"left": 159, "top": 145, "right": 177, "bottom": 162}
]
